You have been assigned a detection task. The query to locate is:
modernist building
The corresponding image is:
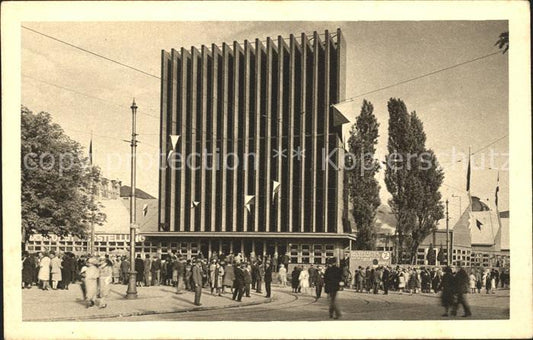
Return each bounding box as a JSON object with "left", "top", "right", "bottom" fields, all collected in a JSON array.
[{"left": 143, "top": 29, "right": 355, "bottom": 265}]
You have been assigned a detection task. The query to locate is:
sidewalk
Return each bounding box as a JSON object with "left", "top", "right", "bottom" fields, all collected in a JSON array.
[{"left": 22, "top": 283, "right": 272, "bottom": 321}]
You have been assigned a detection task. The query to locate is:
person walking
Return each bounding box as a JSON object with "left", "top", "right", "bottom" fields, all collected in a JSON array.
[
  {"left": 49, "top": 251, "right": 62, "bottom": 290},
  {"left": 134, "top": 254, "right": 144, "bottom": 287},
  {"left": 143, "top": 254, "right": 152, "bottom": 287},
  {"left": 324, "top": 258, "right": 343, "bottom": 320},
  {"left": 192, "top": 258, "right": 203, "bottom": 306},
  {"left": 264, "top": 260, "right": 273, "bottom": 298},
  {"left": 315, "top": 266, "right": 325, "bottom": 300},
  {"left": 256, "top": 261, "right": 264, "bottom": 293},
  {"left": 452, "top": 263, "right": 472, "bottom": 317},
  {"left": 85, "top": 257, "right": 100, "bottom": 308},
  {"left": 243, "top": 263, "right": 252, "bottom": 297},
  {"left": 61, "top": 253, "right": 75, "bottom": 290},
  {"left": 232, "top": 262, "right": 245, "bottom": 302},
  {"left": 98, "top": 257, "right": 113, "bottom": 308},
  {"left": 292, "top": 266, "right": 302, "bottom": 293},
  {"left": 308, "top": 264, "right": 317, "bottom": 288},
  {"left": 299, "top": 265, "right": 310, "bottom": 295},
  {"left": 22, "top": 252, "right": 35, "bottom": 289},
  {"left": 469, "top": 270, "right": 477, "bottom": 294},
  {"left": 120, "top": 256, "right": 129, "bottom": 284},
  {"left": 382, "top": 266, "right": 390, "bottom": 295},
  {"left": 223, "top": 261, "right": 235, "bottom": 294},
  {"left": 278, "top": 264, "right": 287, "bottom": 287},
  {"left": 111, "top": 256, "right": 121, "bottom": 284},
  {"left": 151, "top": 255, "right": 161, "bottom": 286},
  {"left": 355, "top": 267, "right": 364, "bottom": 293},
  {"left": 176, "top": 256, "right": 186, "bottom": 293},
  {"left": 215, "top": 261, "right": 225, "bottom": 296},
  {"left": 439, "top": 266, "right": 455, "bottom": 317}
]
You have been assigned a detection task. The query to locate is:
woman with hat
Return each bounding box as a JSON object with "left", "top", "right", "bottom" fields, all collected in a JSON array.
[{"left": 98, "top": 257, "right": 113, "bottom": 308}]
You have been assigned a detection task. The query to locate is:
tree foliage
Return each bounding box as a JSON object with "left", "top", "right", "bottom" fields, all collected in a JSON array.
[
  {"left": 384, "top": 99, "right": 444, "bottom": 263},
  {"left": 495, "top": 31, "right": 509, "bottom": 54},
  {"left": 21, "top": 106, "right": 106, "bottom": 243},
  {"left": 346, "top": 100, "right": 381, "bottom": 250}
]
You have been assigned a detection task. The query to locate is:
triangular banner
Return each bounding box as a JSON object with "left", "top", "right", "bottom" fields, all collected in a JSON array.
[
  {"left": 245, "top": 195, "right": 255, "bottom": 214},
  {"left": 191, "top": 201, "right": 200, "bottom": 209},
  {"left": 142, "top": 204, "right": 148, "bottom": 217},
  {"left": 331, "top": 102, "right": 353, "bottom": 127},
  {"left": 169, "top": 135, "right": 180, "bottom": 150},
  {"left": 272, "top": 180, "right": 281, "bottom": 202}
]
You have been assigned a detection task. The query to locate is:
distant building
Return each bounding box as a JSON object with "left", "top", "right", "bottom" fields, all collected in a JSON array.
[
  {"left": 374, "top": 198, "right": 510, "bottom": 268},
  {"left": 25, "top": 180, "right": 159, "bottom": 256}
]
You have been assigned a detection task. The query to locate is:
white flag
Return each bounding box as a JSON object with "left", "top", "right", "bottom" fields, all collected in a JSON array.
[
  {"left": 272, "top": 180, "right": 281, "bottom": 202},
  {"left": 245, "top": 195, "right": 255, "bottom": 214},
  {"left": 142, "top": 204, "right": 148, "bottom": 217},
  {"left": 169, "top": 135, "right": 180, "bottom": 150},
  {"left": 191, "top": 201, "right": 200, "bottom": 209}
]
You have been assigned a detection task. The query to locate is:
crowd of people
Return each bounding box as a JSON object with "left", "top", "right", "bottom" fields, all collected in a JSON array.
[{"left": 23, "top": 249, "right": 509, "bottom": 317}]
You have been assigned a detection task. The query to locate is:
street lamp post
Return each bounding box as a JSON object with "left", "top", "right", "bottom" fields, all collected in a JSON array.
[
  {"left": 446, "top": 199, "right": 450, "bottom": 266},
  {"left": 126, "top": 99, "right": 138, "bottom": 299},
  {"left": 451, "top": 194, "right": 462, "bottom": 217}
]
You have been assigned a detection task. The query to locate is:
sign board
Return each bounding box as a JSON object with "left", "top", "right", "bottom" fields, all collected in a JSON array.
[
  {"left": 349, "top": 250, "right": 391, "bottom": 269},
  {"left": 29, "top": 233, "right": 146, "bottom": 243}
]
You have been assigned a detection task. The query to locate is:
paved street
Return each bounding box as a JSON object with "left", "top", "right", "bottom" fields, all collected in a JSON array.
[
  {"left": 23, "top": 283, "right": 509, "bottom": 321},
  {"left": 22, "top": 283, "right": 272, "bottom": 321},
  {"left": 117, "top": 287, "right": 509, "bottom": 321}
]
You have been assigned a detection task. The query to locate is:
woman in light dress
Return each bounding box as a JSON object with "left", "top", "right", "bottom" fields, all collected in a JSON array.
[
  {"left": 298, "top": 265, "right": 310, "bottom": 294},
  {"left": 278, "top": 264, "right": 287, "bottom": 287},
  {"left": 49, "top": 251, "right": 62, "bottom": 290},
  {"left": 38, "top": 252, "right": 51, "bottom": 290},
  {"left": 98, "top": 258, "right": 113, "bottom": 308},
  {"left": 469, "top": 270, "right": 477, "bottom": 294}
]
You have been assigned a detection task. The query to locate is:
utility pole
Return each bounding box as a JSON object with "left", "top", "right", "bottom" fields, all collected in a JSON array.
[
  {"left": 126, "top": 99, "right": 138, "bottom": 299},
  {"left": 446, "top": 199, "right": 450, "bottom": 266}
]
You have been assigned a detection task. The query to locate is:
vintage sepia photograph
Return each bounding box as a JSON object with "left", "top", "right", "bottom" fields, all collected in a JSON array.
[{"left": 2, "top": 1, "right": 531, "bottom": 339}]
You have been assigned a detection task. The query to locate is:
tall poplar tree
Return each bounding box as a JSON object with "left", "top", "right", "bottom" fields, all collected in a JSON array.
[
  {"left": 346, "top": 100, "right": 381, "bottom": 249},
  {"left": 385, "top": 99, "right": 444, "bottom": 263}
]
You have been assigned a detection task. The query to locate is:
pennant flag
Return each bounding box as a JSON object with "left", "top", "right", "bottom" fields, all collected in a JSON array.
[
  {"left": 191, "top": 201, "right": 200, "bottom": 209},
  {"left": 142, "top": 204, "right": 148, "bottom": 217},
  {"left": 245, "top": 195, "right": 255, "bottom": 214},
  {"left": 89, "top": 137, "right": 93, "bottom": 165},
  {"left": 331, "top": 101, "right": 353, "bottom": 127},
  {"left": 169, "top": 135, "right": 180, "bottom": 150},
  {"left": 466, "top": 154, "right": 471, "bottom": 192},
  {"left": 476, "top": 219, "right": 483, "bottom": 230},
  {"left": 272, "top": 180, "right": 281, "bottom": 202},
  {"left": 495, "top": 172, "right": 500, "bottom": 207}
]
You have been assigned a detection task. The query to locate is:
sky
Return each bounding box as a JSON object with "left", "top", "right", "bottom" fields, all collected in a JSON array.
[{"left": 21, "top": 21, "right": 509, "bottom": 226}]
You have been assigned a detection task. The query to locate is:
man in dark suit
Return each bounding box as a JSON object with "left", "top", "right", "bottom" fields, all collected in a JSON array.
[
  {"left": 134, "top": 254, "right": 144, "bottom": 287},
  {"left": 192, "top": 258, "right": 203, "bottom": 306},
  {"left": 324, "top": 257, "right": 343, "bottom": 319},
  {"left": 264, "top": 260, "right": 273, "bottom": 298},
  {"left": 243, "top": 263, "right": 252, "bottom": 297},
  {"left": 256, "top": 261, "right": 264, "bottom": 293},
  {"left": 382, "top": 266, "right": 390, "bottom": 295},
  {"left": 452, "top": 262, "right": 472, "bottom": 317},
  {"left": 232, "top": 262, "right": 245, "bottom": 302}
]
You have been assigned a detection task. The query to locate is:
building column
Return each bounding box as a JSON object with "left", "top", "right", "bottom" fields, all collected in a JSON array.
[
  {"left": 208, "top": 239, "right": 212, "bottom": 259},
  {"left": 263, "top": 240, "right": 267, "bottom": 258},
  {"left": 230, "top": 240, "right": 234, "bottom": 254},
  {"left": 219, "top": 239, "right": 222, "bottom": 255},
  {"left": 240, "top": 240, "right": 245, "bottom": 256}
]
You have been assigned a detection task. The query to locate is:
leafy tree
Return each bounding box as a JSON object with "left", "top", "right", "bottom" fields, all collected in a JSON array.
[
  {"left": 346, "top": 100, "right": 381, "bottom": 249},
  {"left": 21, "top": 106, "right": 106, "bottom": 244},
  {"left": 384, "top": 99, "right": 444, "bottom": 263},
  {"left": 495, "top": 31, "right": 509, "bottom": 54}
]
